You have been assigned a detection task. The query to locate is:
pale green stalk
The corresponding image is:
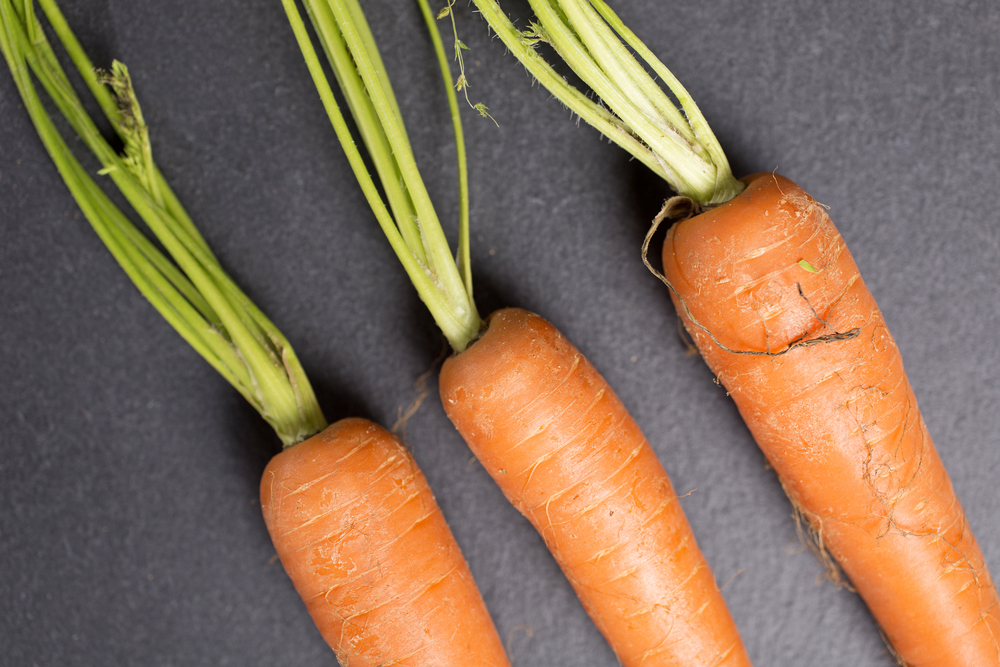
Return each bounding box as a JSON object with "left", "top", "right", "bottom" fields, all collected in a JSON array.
[
  {"left": 302, "top": 0, "right": 425, "bottom": 261},
  {"left": 556, "top": 0, "right": 692, "bottom": 141},
  {"left": 417, "top": 0, "right": 472, "bottom": 295},
  {"left": 34, "top": 0, "right": 217, "bottom": 258},
  {"left": 524, "top": 0, "right": 716, "bottom": 194},
  {"left": 468, "top": 0, "right": 744, "bottom": 205},
  {"left": 586, "top": 0, "right": 740, "bottom": 202},
  {"left": 282, "top": 0, "right": 480, "bottom": 351},
  {"left": 464, "top": 0, "right": 670, "bottom": 179},
  {"left": 331, "top": 0, "right": 468, "bottom": 307},
  {"left": 1, "top": 0, "right": 326, "bottom": 446}
]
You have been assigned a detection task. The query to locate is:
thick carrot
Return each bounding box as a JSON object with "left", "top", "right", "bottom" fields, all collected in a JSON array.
[
  {"left": 661, "top": 172, "right": 1000, "bottom": 666},
  {"left": 440, "top": 308, "right": 751, "bottom": 667},
  {"left": 261, "top": 417, "right": 509, "bottom": 667}
]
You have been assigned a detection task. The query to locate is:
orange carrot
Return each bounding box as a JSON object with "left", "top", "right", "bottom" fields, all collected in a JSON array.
[
  {"left": 0, "top": 4, "right": 509, "bottom": 664},
  {"left": 440, "top": 308, "right": 752, "bottom": 667},
  {"left": 661, "top": 172, "right": 1000, "bottom": 666},
  {"left": 261, "top": 418, "right": 509, "bottom": 667}
]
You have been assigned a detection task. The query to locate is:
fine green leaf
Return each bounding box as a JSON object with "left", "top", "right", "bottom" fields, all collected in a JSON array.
[
  {"left": 436, "top": 0, "right": 493, "bottom": 123},
  {"left": 798, "top": 259, "right": 819, "bottom": 273}
]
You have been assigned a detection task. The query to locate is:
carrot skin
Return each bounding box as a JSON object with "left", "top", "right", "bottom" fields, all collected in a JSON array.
[
  {"left": 260, "top": 418, "right": 510, "bottom": 667},
  {"left": 440, "top": 308, "right": 752, "bottom": 667},
  {"left": 662, "top": 173, "right": 1000, "bottom": 666}
]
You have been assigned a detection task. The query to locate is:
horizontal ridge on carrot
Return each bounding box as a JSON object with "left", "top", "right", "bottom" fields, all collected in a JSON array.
[
  {"left": 278, "top": 0, "right": 754, "bottom": 663},
  {"left": 457, "top": 1, "right": 999, "bottom": 663},
  {"left": 0, "top": 2, "right": 508, "bottom": 664}
]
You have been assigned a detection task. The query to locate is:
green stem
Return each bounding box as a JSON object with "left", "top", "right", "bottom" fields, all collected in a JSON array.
[
  {"left": 416, "top": 0, "right": 472, "bottom": 297},
  {"left": 283, "top": 0, "right": 481, "bottom": 351},
  {"left": 332, "top": 0, "right": 465, "bottom": 301},
  {"left": 33, "top": 0, "right": 218, "bottom": 256},
  {"left": 527, "top": 0, "right": 713, "bottom": 192},
  {"left": 586, "top": 0, "right": 741, "bottom": 203},
  {"left": 2, "top": 0, "right": 326, "bottom": 446},
  {"left": 469, "top": 0, "right": 744, "bottom": 205},
  {"left": 303, "top": 0, "right": 425, "bottom": 263},
  {"left": 468, "top": 0, "right": 669, "bottom": 179}
]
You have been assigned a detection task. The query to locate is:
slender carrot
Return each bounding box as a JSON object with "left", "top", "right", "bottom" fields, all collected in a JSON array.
[
  {"left": 661, "top": 172, "right": 1000, "bottom": 666},
  {"left": 0, "top": 3, "right": 508, "bottom": 665},
  {"left": 280, "top": 1, "right": 753, "bottom": 663},
  {"left": 440, "top": 308, "right": 750, "bottom": 666},
  {"left": 452, "top": 1, "right": 999, "bottom": 663}
]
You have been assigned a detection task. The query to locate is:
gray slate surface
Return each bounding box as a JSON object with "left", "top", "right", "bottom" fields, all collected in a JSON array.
[{"left": 1, "top": 0, "right": 998, "bottom": 665}]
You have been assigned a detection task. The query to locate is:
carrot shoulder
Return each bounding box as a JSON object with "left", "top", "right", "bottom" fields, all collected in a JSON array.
[
  {"left": 662, "top": 173, "right": 1000, "bottom": 666},
  {"left": 261, "top": 418, "right": 509, "bottom": 667},
  {"left": 440, "top": 308, "right": 751, "bottom": 667}
]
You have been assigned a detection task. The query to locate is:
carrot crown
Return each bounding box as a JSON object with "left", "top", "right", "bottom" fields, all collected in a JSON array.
[
  {"left": 1, "top": 0, "right": 327, "bottom": 447},
  {"left": 280, "top": 0, "right": 481, "bottom": 352},
  {"left": 468, "top": 0, "right": 744, "bottom": 206}
]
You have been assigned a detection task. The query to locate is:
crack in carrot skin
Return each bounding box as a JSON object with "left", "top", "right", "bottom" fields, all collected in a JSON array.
[
  {"left": 662, "top": 172, "right": 1000, "bottom": 666},
  {"left": 261, "top": 419, "right": 509, "bottom": 667},
  {"left": 440, "top": 308, "right": 751, "bottom": 667}
]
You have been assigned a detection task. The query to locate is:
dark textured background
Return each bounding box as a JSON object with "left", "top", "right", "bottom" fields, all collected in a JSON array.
[{"left": 2, "top": 1, "right": 998, "bottom": 665}]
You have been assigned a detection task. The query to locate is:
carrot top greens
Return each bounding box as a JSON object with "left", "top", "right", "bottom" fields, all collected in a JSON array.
[
  {"left": 280, "top": 0, "right": 481, "bottom": 352},
  {"left": 1, "top": 0, "right": 326, "bottom": 447},
  {"left": 465, "top": 0, "right": 743, "bottom": 206}
]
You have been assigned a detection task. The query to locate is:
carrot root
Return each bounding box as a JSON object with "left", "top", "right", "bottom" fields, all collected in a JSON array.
[
  {"left": 440, "top": 308, "right": 752, "bottom": 667},
  {"left": 260, "top": 418, "right": 510, "bottom": 667},
  {"left": 662, "top": 173, "right": 1000, "bottom": 666}
]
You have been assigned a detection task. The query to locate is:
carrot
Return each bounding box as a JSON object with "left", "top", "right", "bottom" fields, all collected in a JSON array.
[
  {"left": 661, "top": 172, "right": 1000, "bottom": 666},
  {"left": 447, "top": 1, "right": 999, "bottom": 663},
  {"left": 261, "top": 420, "right": 509, "bottom": 667},
  {"left": 0, "top": 3, "right": 509, "bottom": 665},
  {"left": 440, "top": 308, "right": 750, "bottom": 667},
  {"left": 279, "top": 0, "right": 753, "bottom": 663},
  {"left": 261, "top": 418, "right": 508, "bottom": 666}
]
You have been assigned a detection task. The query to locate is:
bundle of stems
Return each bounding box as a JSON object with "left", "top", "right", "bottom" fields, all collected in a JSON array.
[
  {"left": 0, "top": 0, "right": 325, "bottom": 446},
  {"left": 468, "top": 0, "right": 742, "bottom": 205},
  {"left": 281, "top": 0, "right": 481, "bottom": 351}
]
